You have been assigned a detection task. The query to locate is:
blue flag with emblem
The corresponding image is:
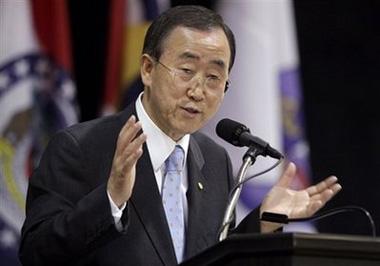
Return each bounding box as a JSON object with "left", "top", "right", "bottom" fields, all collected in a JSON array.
[{"left": 0, "top": 1, "right": 78, "bottom": 264}]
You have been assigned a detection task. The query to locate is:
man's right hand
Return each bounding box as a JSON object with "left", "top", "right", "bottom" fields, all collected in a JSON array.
[{"left": 107, "top": 115, "right": 147, "bottom": 208}]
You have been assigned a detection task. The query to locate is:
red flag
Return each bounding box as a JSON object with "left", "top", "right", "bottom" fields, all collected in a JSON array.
[
  {"left": 102, "top": 0, "right": 126, "bottom": 114},
  {"left": 31, "top": 0, "right": 73, "bottom": 71}
]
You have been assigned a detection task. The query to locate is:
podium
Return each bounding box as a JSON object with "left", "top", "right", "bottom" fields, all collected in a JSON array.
[{"left": 181, "top": 233, "right": 380, "bottom": 266}]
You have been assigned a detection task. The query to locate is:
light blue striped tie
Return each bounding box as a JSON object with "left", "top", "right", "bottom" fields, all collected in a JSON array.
[{"left": 162, "top": 145, "right": 185, "bottom": 263}]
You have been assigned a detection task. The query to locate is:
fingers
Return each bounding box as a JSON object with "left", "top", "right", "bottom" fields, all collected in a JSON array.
[
  {"left": 115, "top": 115, "right": 143, "bottom": 157},
  {"left": 310, "top": 183, "right": 342, "bottom": 204},
  {"left": 112, "top": 115, "right": 146, "bottom": 173},
  {"left": 276, "top": 162, "right": 297, "bottom": 187},
  {"left": 120, "top": 131, "right": 147, "bottom": 171},
  {"left": 115, "top": 115, "right": 147, "bottom": 172},
  {"left": 306, "top": 176, "right": 340, "bottom": 196},
  {"left": 305, "top": 181, "right": 342, "bottom": 216},
  {"left": 108, "top": 116, "right": 147, "bottom": 206}
]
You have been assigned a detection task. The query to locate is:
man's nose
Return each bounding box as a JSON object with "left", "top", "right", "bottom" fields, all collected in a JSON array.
[{"left": 187, "top": 75, "right": 205, "bottom": 101}]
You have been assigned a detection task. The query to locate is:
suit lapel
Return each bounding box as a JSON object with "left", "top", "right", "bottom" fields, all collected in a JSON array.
[
  {"left": 184, "top": 136, "right": 210, "bottom": 259},
  {"left": 121, "top": 105, "right": 177, "bottom": 266},
  {"left": 131, "top": 146, "right": 177, "bottom": 265}
]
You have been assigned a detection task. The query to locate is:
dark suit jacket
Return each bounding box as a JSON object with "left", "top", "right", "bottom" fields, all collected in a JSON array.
[{"left": 19, "top": 103, "right": 260, "bottom": 266}]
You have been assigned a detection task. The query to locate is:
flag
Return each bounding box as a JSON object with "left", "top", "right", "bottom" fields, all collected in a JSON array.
[
  {"left": 102, "top": 0, "right": 169, "bottom": 114},
  {"left": 0, "top": 0, "right": 78, "bottom": 264},
  {"left": 202, "top": 0, "right": 313, "bottom": 231}
]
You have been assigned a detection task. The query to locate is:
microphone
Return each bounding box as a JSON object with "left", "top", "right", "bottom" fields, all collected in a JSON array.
[
  {"left": 261, "top": 206, "right": 377, "bottom": 237},
  {"left": 216, "top": 118, "right": 283, "bottom": 159}
]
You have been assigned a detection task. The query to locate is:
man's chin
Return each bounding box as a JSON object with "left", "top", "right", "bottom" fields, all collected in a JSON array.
[{"left": 174, "top": 124, "right": 202, "bottom": 137}]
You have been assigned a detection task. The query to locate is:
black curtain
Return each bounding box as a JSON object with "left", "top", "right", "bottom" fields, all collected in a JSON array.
[
  {"left": 68, "top": 0, "right": 109, "bottom": 121},
  {"left": 294, "top": 0, "right": 380, "bottom": 235}
]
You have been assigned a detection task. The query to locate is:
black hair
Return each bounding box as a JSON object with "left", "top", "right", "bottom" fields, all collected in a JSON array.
[{"left": 142, "top": 5, "right": 236, "bottom": 72}]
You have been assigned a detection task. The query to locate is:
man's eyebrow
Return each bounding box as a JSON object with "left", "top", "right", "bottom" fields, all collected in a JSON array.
[
  {"left": 179, "top": 52, "right": 200, "bottom": 60},
  {"left": 179, "top": 52, "right": 227, "bottom": 69},
  {"left": 210, "top": 59, "right": 226, "bottom": 69}
]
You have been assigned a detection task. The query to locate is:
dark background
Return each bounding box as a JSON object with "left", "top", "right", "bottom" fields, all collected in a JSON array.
[
  {"left": 294, "top": 0, "right": 380, "bottom": 236},
  {"left": 68, "top": 0, "right": 380, "bottom": 236}
]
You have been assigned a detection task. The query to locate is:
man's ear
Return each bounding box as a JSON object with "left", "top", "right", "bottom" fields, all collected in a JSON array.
[{"left": 141, "top": 54, "right": 155, "bottom": 88}]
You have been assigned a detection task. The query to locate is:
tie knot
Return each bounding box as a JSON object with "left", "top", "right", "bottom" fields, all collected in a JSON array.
[{"left": 165, "top": 145, "right": 184, "bottom": 172}]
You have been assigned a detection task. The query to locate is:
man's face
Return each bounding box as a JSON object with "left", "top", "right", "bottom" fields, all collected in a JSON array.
[{"left": 141, "top": 26, "right": 231, "bottom": 141}]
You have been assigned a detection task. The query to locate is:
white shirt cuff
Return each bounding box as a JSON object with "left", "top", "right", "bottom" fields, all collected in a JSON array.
[{"left": 107, "top": 191, "right": 127, "bottom": 231}]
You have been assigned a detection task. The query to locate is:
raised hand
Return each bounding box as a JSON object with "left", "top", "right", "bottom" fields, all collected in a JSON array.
[
  {"left": 260, "top": 162, "right": 342, "bottom": 232},
  {"left": 107, "top": 115, "right": 147, "bottom": 208}
]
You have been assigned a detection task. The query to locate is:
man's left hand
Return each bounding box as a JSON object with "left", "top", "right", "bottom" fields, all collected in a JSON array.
[{"left": 260, "top": 162, "right": 342, "bottom": 233}]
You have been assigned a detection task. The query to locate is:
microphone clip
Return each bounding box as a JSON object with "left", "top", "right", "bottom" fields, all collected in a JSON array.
[{"left": 243, "top": 145, "right": 267, "bottom": 161}]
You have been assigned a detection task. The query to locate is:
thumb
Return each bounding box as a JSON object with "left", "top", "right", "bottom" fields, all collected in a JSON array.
[{"left": 276, "top": 162, "right": 296, "bottom": 188}]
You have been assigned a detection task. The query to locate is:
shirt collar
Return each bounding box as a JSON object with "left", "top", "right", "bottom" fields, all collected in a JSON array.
[{"left": 135, "top": 92, "right": 190, "bottom": 172}]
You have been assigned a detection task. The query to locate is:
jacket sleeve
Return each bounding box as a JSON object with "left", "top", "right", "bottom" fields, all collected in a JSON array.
[
  {"left": 232, "top": 207, "right": 261, "bottom": 234},
  {"left": 19, "top": 130, "right": 128, "bottom": 266}
]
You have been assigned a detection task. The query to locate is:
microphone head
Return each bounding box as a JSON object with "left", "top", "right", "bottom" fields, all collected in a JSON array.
[{"left": 216, "top": 118, "right": 250, "bottom": 147}]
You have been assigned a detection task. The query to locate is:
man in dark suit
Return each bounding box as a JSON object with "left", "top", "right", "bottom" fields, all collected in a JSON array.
[{"left": 19, "top": 5, "right": 341, "bottom": 266}]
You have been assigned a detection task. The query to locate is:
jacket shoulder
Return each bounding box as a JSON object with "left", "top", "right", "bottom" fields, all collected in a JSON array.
[{"left": 192, "top": 131, "right": 227, "bottom": 154}]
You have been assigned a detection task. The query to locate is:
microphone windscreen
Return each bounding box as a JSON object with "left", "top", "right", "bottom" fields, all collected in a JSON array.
[
  {"left": 216, "top": 118, "right": 283, "bottom": 159},
  {"left": 216, "top": 118, "right": 247, "bottom": 146}
]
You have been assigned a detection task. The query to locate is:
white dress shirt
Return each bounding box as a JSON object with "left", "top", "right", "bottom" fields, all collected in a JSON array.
[{"left": 108, "top": 92, "right": 190, "bottom": 231}]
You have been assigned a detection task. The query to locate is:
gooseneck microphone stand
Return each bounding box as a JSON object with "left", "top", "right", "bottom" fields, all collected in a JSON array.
[{"left": 218, "top": 147, "right": 262, "bottom": 242}]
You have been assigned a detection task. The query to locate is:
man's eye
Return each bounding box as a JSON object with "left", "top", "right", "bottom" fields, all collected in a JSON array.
[
  {"left": 208, "top": 74, "right": 221, "bottom": 80},
  {"left": 180, "top": 68, "right": 193, "bottom": 74}
]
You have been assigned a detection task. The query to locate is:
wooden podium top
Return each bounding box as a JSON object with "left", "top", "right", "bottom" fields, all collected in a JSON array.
[{"left": 181, "top": 233, "right": 380, "bottom": 266}]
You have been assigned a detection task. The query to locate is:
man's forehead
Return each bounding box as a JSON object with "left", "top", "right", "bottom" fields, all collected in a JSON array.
[
  {"left": 163, "top": 26, "right": 229, "bottom": 49},
  {"left": 162, "top": 26, "right": 230, "bottom": 67}
]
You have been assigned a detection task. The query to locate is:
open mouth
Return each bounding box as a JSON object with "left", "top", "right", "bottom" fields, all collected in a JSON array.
[{"left": 182, "top": 106, "right": 200, "bottom": 115}]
